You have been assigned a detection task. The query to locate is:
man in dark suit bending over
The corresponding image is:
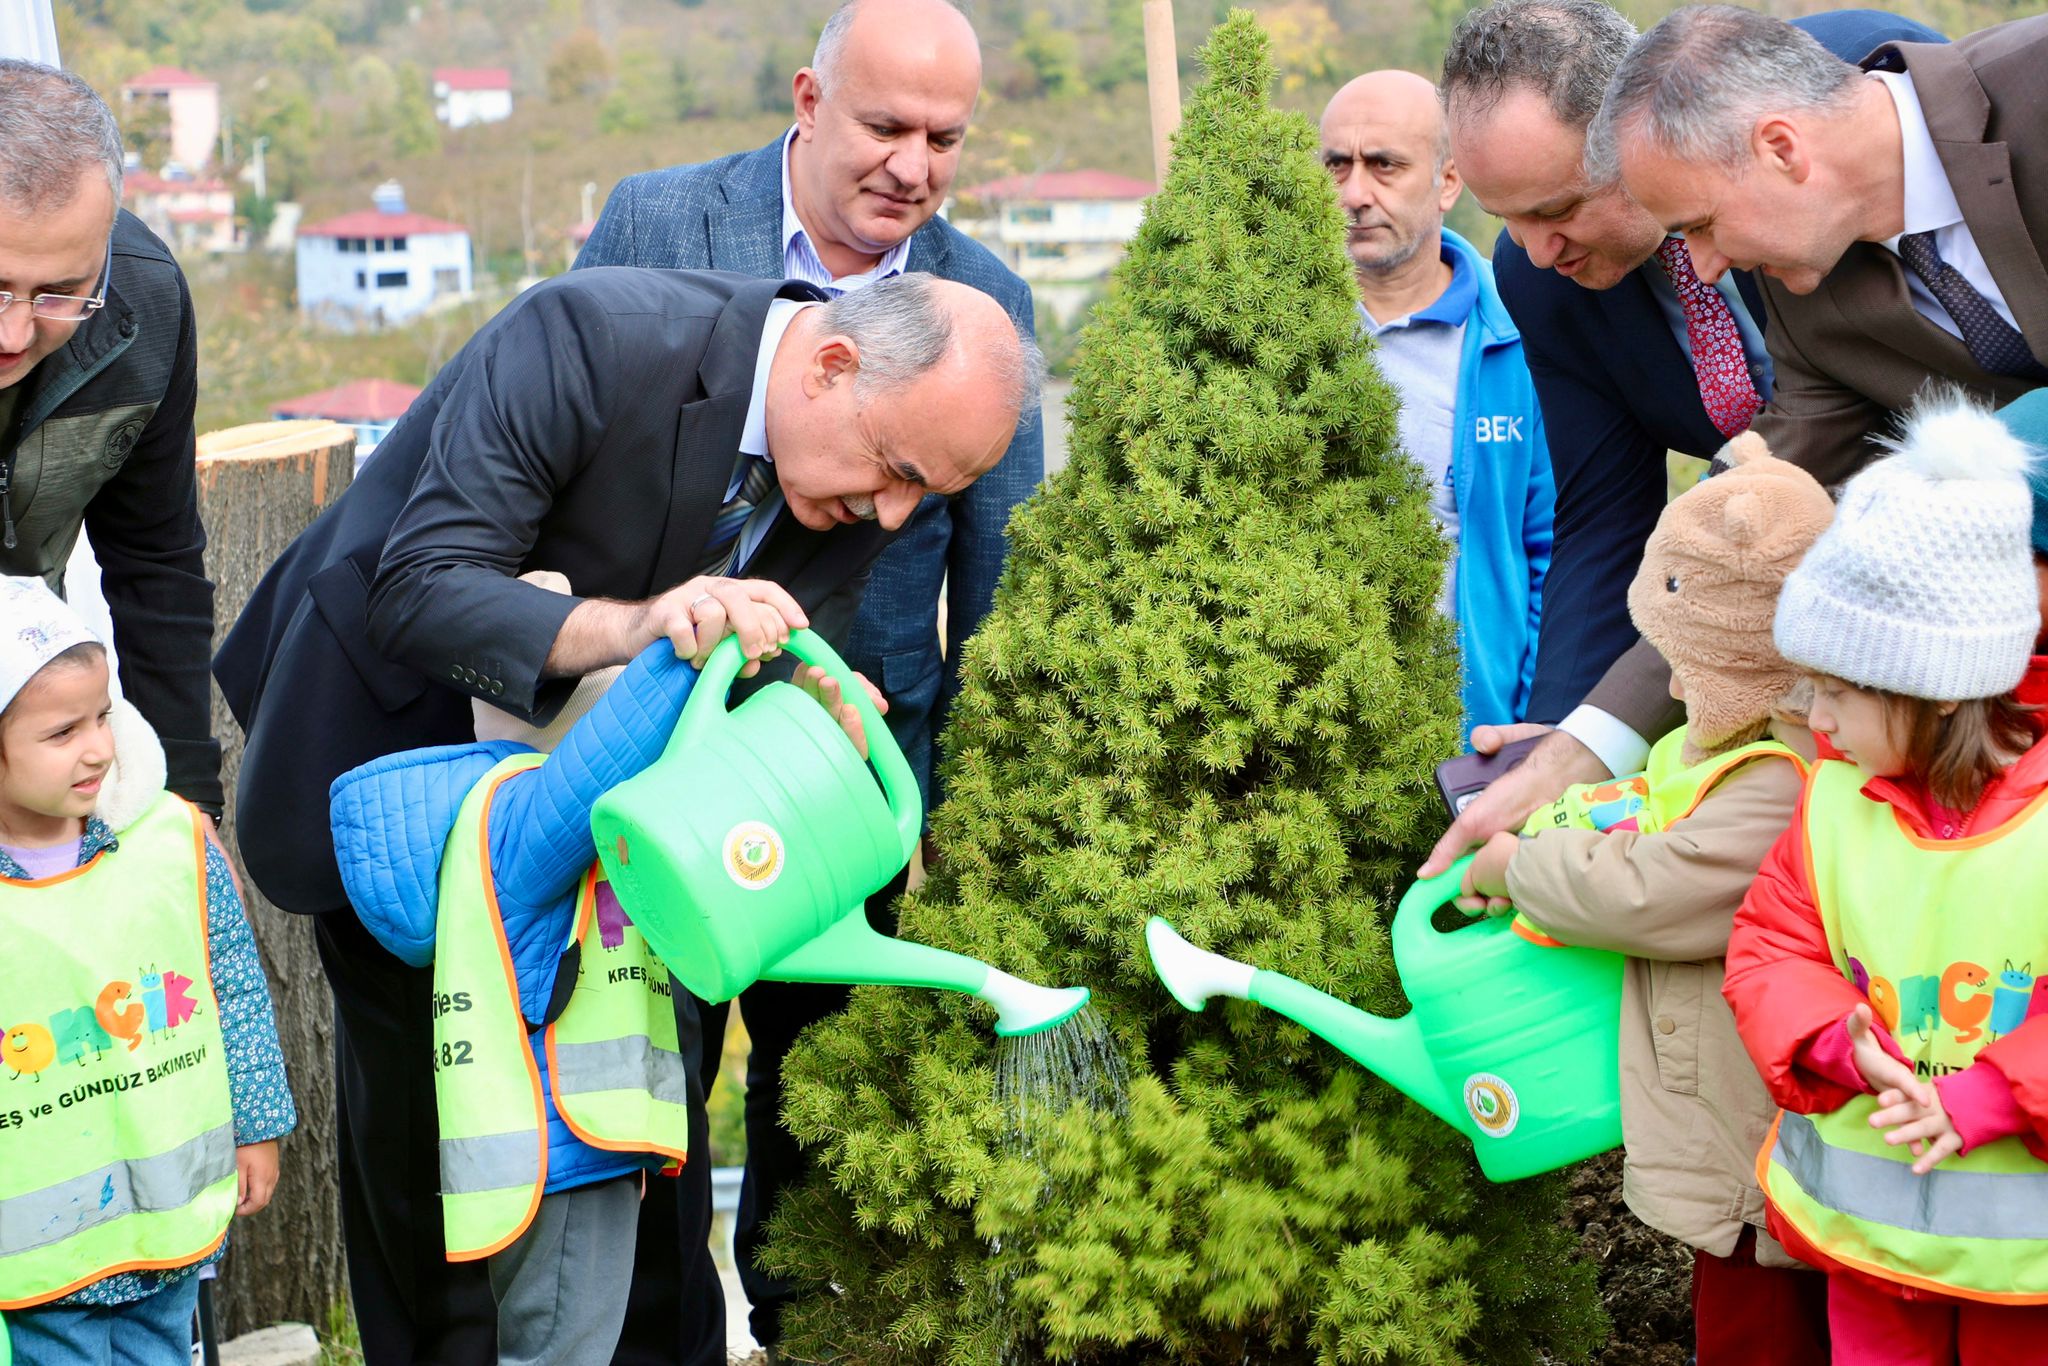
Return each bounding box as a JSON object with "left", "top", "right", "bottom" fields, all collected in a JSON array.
[{"left": 213, "top": 268, "right": 1043, "bottom": 1365}]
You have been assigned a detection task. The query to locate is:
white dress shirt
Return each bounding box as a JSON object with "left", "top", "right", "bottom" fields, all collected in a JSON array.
[{"left": 1873, "top": 69, "right": 2018, "bottom": 337}]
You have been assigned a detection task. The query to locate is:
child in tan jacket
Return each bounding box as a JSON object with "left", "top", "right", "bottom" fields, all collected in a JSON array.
[{"left": 1458, "top": 432, "right": 1832, "bottom": 1366}]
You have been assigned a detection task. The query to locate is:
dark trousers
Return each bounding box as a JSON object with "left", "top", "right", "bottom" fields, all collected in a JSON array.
[
  {"left": 700, "top": 868, "right": 909, "bottom": 1348},
  {"left": 315, "top": 912, "right": 726, "bottom": 1366},
  {"left": 1692, "top": 1228, "right": 1830, "bottom": 1366}
]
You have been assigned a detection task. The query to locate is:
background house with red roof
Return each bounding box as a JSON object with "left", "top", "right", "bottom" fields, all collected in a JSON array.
[
  {"left": 295, "top": 181, "right": 472, "bottom": 331},
  {"left": 124, "top": 170, "right": 238, "bottom": 255},
  {"left": 120, "top": 66, "right": 220, "bottom": 172},
  {"left": 954, "top": 169, "right": 1154, "bottom": 320},
  {"left": 432, "top": 67, "right": 513, "bottom": 129},
  {"left": 272, "top": 378, "right": 423, "bottom": 467}
]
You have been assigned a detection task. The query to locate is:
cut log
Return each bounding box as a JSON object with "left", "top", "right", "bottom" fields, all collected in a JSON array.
[{"left": 196, "top": 419, "right": 356, "bottom": 1337}]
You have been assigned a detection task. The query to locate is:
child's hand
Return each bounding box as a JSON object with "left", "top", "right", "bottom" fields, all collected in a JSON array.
[
  {"left": 1869, "top": 1083, "right": 1964, "bottom": 1175},
  {"left": 1454, "top": 832, "right": 1518, "bottom": 915},
  {"left": 1845, "top": 1004, "right": 1931, "bottom": 1105},
  {"left": 796, "top": 666, "right": 886, "bottom": 760},
  {"left": 236, "top": 1141, "right": 280, "bottom": 1216}
]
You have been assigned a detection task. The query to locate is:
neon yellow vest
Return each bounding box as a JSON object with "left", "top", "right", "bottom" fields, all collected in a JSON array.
[
  {"left": 1526, "top": 729, "right": 1800, "bottom": 837},
  {"left": 0, "top": 795, "right": 236, "bottom": 1308},
  {"left": 1758, "top": 759, "right": 2048, "bottom": 1304},
  {"left": 434, "top": 754, "right": 690, "bottom": 1261},
  {"left": 1516, "top": 729, "right": 1804, "bottom": 943}
]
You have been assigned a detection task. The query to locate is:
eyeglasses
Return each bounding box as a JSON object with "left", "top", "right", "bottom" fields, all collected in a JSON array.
[{"left": 0, "top": 239, "right": 113, "bottom": 323}]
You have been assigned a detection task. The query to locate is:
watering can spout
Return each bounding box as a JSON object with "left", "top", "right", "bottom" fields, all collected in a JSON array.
[
  {"left": 1143, "top": 919, "right": 1461, "bottom": 1130},
  {"left": 767, "top": 907, "right": 1091, "bottom": 1038}
]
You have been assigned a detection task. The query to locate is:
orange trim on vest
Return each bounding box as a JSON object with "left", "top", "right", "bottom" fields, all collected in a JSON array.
[
  {"left": 541, "top": 871, "right": 690, "bottom": 1167},
  {"left": 1510, "top": 917, "right": 1569, "bottom": 948},
  {"left": 1755, "top": 1112, "right": 2048, "bottom": 1306},
  {"left": 448, "top": 767, "right": 551, "bottom": 1264},
  {"left": 1882, "top": 779, "right": 2048, "bottom": 852},
  {"left": 1668, "top": 748, "right": 1808, "bottom": 827},
  {"left": 0, "top": 797, "right": 226, "bottom": 1308},
  {"left": 0, "top": 1227, "right": 230, "bottom": 1312}
]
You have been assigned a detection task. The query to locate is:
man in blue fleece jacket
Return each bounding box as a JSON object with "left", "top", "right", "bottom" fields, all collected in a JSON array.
[{"left": 330, "top": 618, "right": 865, "bottom": 1365}]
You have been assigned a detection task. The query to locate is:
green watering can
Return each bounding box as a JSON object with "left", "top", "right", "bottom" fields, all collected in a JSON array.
[
  {"left": 592, "top": 630, "right": 1090, "bottom": 1037},
  {"left": 1146, "top": 857, "right": 1622, "bottom": 1181}
]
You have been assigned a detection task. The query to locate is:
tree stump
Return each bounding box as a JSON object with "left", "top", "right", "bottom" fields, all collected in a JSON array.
[{"left": 196, "top": 420, "right": 356, "bottom": 1336}]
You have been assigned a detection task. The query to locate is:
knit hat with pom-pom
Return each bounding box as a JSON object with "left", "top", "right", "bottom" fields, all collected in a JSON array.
[{"left": 1774, "top": 392, "right": 2039, "bottom": 701}]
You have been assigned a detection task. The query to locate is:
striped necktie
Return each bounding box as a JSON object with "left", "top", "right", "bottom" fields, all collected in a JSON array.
[
  {"left": 695, "top": 453, "right": 778, "bottom": 578},
  {"left": 1896, "top": 231, "right": 2048, "bottom": 381}
]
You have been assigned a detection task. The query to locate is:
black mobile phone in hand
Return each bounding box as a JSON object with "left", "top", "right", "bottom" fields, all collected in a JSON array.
[{"left": 1434, "top": 735, "right": 1545, "bottom": 820}]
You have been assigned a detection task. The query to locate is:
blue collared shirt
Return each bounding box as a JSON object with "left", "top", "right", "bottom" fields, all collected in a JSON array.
[{"left": 1358, "top": 241, "right": 1478, "bottom": 616}]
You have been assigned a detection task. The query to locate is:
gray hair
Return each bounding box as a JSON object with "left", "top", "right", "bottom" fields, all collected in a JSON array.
[
  {"left": 0, "top": 60, "right": 124, "bottom": 209},
  {"left": 1440, "top": 0, "right": 1638, "bottom": 131},
  {"left": 1585, "top": 6, "right": 1861, "bottom": 185},
  {"left": 811, "top": 3, "right": 861, "bottom": 92},
  {"left": 820, "top": 271, "right": 1046, "bottom": 417}
]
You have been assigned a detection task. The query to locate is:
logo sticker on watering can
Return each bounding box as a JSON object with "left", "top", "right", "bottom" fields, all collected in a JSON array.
[
  {"left": 722, "top": 822, "right": 785, "bottom": 890},
  {"left": 1463, "top": 1073, "right": 1520, "bottom": 1138}
]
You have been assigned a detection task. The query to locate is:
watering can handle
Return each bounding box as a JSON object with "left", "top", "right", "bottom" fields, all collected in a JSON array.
[
  {"left": 1391, "top": 854, "right": 1490, "bottom": 970},
  {"left": 664, "top": 629, "right": 923, "bottom": 864},
  {"left": 1393, "top": 856, "right": 1564, "bottom": 969}
]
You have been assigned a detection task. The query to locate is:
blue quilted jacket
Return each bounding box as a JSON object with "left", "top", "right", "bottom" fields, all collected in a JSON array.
[{"left": 330, "top": 642, "right": 699, "bottom": 1194}]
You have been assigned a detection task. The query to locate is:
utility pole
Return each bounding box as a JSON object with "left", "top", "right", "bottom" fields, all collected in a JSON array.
[
  {"left": 1142, "top": 0, "right": 1180, "bottom": 187},
  {"left": 251, "top": 136, "right": 268, "bottom": 202}
]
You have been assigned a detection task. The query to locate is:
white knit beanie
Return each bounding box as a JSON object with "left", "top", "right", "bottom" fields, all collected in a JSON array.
[
  {"left": 0, "top": 576, "right": 100, "bottom": 715},
  {"left": 1773, "top": 394, "right": 2039, "bottom": 700}
]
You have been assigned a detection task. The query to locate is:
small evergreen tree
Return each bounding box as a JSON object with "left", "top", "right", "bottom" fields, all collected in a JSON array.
[{"left": 769, "top": 15, "right": 1603, "bottom": 1364}]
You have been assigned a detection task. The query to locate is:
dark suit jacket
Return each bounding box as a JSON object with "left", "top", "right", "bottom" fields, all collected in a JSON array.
[
  {"left": 1494, "top": 240, "right": 1768, "bottom": 721},
  {"left": 574, "top": 137, "right": 1045, "bottom": 812},
  {"left": 214, "top": 270, "right": 893, "bottom": 913},
  {"left": 1507, "top": 9, "right": 1948, "bottom": 737}
]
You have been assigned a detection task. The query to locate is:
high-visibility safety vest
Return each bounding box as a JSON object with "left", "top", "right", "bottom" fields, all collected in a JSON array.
[
  {"left": 1525, "top": 730, "right": 1802, "bottom": 838},
  {"left": 1759, "top": 759, "right": 2048, "bottom": 1304},
  {"left": 0, "top": 794, "right": 236, "bottom": 1309},
  {"left": 434, "top": 753, "right": 691, "bottom": 1261},
  {"left": 1516, "top": 730, "right": 1805, "bottom": 944}
]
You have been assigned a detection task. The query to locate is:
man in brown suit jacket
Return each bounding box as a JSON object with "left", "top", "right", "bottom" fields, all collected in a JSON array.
[{"left": 1425, "top": 8, "right": 2046, "bottom": 874}]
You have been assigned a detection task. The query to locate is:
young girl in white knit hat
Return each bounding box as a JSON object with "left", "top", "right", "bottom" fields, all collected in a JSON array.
[
  {"left": 0, "top": 577, "right": 295, "bottom": 1362},
  {"left": 1723, "top": 395, "right": 2048, "bottom": 1363}
]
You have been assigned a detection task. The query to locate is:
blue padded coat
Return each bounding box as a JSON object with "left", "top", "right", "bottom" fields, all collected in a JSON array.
[{"left": 330, "top": 642, "right": 699, "bottom": 1194}]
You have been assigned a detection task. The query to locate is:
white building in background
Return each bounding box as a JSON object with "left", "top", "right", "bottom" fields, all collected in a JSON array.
[
  {"left": 120, "top": 66, "right": 221, "bottom": 171},
  {"left": 955, "top": 170, "right": 1152, "bottom": 322},
  {"left": 296, "top": 182, "right": 471, "bottom": 332},
  {"left": 432, "top": 68, "right": 513, "bottom": 128},
  {"left": 124, "top": 171, "right": 238, "bottom": 255}
]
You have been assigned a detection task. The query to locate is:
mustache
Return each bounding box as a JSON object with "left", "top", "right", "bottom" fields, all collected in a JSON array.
[{"left": 843, "top": 493, "right": 879, "bottom": 520}]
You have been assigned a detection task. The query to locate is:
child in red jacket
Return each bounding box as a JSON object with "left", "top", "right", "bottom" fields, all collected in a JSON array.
[{"left": 1724, "top": 396, "right": 2048, "bottom": 1364}]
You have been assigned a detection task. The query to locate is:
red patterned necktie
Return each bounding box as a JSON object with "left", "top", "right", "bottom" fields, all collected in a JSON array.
[{"left": 1653, "top": 237, "right": 1764, "bottom": 439}]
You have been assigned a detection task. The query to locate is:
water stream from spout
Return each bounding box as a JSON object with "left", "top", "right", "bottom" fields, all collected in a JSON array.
[{"left": 994, "top": 1004, "right": 1130, "bottom": 1154}]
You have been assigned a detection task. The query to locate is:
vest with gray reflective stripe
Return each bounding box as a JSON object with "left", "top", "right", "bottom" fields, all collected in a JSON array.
[
  {"left": 0, "top": 794, "right": 236, "bottom": 1308},
  {"left": 434, "top": 754, "right": 689, "bottom": 1260},
  {"left": 1759, "top": 759, "right": 2048, "bottom": 1303}
]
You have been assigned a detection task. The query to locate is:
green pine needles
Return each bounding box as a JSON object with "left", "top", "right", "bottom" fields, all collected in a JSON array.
[{"left": 767, "top": 13, "right": 1603, "bottom": 1364}]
